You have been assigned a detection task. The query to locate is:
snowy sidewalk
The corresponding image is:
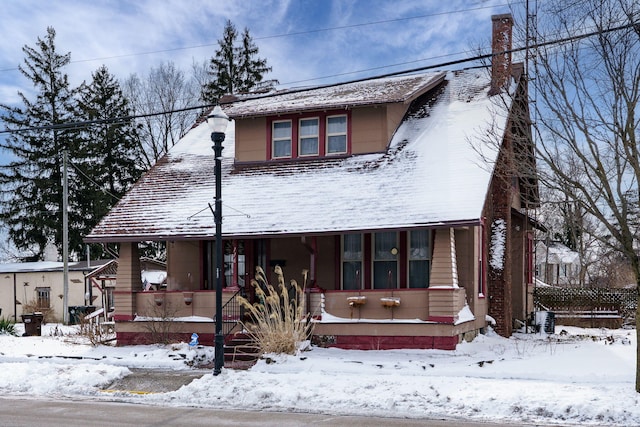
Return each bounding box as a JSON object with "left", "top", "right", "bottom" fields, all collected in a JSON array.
[{"left": 0, "top": 323, "right": 638, "bottom": 426}]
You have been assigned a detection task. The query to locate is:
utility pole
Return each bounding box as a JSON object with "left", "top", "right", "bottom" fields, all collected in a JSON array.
[{"left": 62, "top": 150, "right": 69, "bottom": 324}]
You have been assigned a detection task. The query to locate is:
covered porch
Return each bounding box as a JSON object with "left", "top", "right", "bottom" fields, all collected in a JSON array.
[{"left": 112, "top": 225, "right": 490, "bottom": 349}]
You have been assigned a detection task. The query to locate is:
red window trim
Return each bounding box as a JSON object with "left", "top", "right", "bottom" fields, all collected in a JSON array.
[
  {"left": 479, "top": 220, "right": 487, "bottom": 298},
  {"left": 267, "top": 109, "right": 351, "bottom": 160},
  {"left": 525, "top": 231, "right": 534, "bottom": 285}
]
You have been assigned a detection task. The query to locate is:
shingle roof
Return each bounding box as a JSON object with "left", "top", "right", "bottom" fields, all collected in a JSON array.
[
  {"left": 223, "top": 72, "right": 446, "bottom": 118},
  {"left": 85, "top": 69, "right": 510, "bottom": 242},
  {"left": 0, "top": 259, "right": 114, "bottom": 273}
]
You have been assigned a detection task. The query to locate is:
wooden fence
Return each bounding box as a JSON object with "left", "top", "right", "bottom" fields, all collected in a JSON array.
[{"left": 533, "top": 286, "right": 637, "bottom": 327}]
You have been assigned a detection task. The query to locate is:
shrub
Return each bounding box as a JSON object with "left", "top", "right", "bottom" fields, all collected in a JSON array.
[
  {"left": 77, "top": 313, "right": 115, "bottom": 346},
  {"left": 239, "top": 266, "right": 314, "bottom": 355},
  {"left": 0, "top": 317, "right": 17, "bottom": 336},
  {"left": 139, "top": 296, "right": 181, "bottom": 344}
]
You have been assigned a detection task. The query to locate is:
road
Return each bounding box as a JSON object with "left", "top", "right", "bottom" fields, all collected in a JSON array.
[{"left": 0, "top": 396, "right": 559, "bottom": 427}]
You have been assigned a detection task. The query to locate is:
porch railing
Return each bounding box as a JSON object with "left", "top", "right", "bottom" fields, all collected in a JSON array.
[{"left": 214, "top": 287, "right": 245, "bottom": 337}]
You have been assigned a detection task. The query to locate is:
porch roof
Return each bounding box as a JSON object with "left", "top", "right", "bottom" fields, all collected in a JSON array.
[{"left": 85, "top": 69, "right": 511, "bottom": 242}]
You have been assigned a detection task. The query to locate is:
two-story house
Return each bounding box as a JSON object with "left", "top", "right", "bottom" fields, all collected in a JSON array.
[{"left": 85, "top": 14, "right": 539, "bottom": 349}]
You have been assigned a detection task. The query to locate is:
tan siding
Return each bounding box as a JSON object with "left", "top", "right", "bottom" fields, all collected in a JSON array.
[
  {"left": 428, "top": 288, "right": 467, "bottom": 318},
  {"left": 114, "top": 242, "right": 141, "bottom": 320},
  {"left": 455, "top": 228, "right": 474, "bottom": 292},
  {"left": 386, "top": 103, "right": 407, "bottom": 141},
  {"left": 234, "top": 103, "right": 409, "bottom": 159},
  {"left": 351, "top": 107, "right": 387, "bottom": 153},
  {"left": 351, "top": 104, "right": 408, "bottom": 154},
  {"left": 315, "top": 236, "right": 337, "bottom": 290},
  {"left": 235, "top": 118, "right": 267, "bottom": 162},
  {"left": 430, "top": 228, "right": 458, "bottom": 287},
  {"left": 324, "top": 289, "right": 429, "bottom": 321}
]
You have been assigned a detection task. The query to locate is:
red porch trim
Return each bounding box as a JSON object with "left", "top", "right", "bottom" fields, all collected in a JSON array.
[
  {"left": 364, "top": 234, "right": 372, "bottom": 289},
  {"left": 427, "top": 315, "right": 455, "bottom": 323},
  {"left": 399, "top": 231, "right": 408, "bottom": 288},
  {"left": 326, "top": 334, "right": 458, "bottom": 350},
  {"left": 116, "top": 331, "right": 215, "bottom": 346},
  {"left": 113, "top": 314, "right": 135, "bottom": 322}
]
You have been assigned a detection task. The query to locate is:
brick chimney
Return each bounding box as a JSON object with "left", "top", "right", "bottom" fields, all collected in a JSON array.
[{"left": 489, "top": 13, "right": 514, "bottom": 95}]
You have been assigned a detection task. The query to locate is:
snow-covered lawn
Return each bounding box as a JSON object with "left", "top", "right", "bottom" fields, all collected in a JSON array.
[{"left": 0, "top": 323, "right": 638, "bottom": 426}]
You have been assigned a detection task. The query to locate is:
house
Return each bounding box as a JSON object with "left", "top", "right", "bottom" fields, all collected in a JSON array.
[
  {"left": 85, "top": 14, "right": 539, "bottom": 349},
  {"left": 535, "top": 241, "right": 581, "bottom": 286},
  {"left": 0, "top": 259, "right": 114, "bottom": 322}
]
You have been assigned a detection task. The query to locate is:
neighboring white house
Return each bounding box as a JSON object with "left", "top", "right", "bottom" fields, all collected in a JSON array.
[
  {"left": 0, "top": 258, "right": 167, "bottom": 323},
  {"left": 535, "top": 241, "right": 581, "bottom": 286},
  {"left": 0, "top": 260, "right": 114, "bottom": 322}
]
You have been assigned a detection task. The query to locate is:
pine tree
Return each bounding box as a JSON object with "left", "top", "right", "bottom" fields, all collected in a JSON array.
[
  {"left": 201, "top": 20, "right": 277, "bottom": 102},
  {"left": 75, "top": 65, "right": 144, "bottom": 257},
  {"left": 0, "top": 27, "right": 79, "bottom": 260}
]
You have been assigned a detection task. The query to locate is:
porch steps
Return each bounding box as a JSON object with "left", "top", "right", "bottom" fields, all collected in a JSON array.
[{"left": 224, "top": 332, "right": 260, "bottom": 369}]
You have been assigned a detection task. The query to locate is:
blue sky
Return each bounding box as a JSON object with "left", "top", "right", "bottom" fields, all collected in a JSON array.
[
  {"left": 0, "top": 0, "right": 523, "bottom": 258},
  {"left": 0, "top": 0, "right": 526, "bottom": 165},
  {"left": 0, "top": 0, "right": 521, "bottom": 102}
]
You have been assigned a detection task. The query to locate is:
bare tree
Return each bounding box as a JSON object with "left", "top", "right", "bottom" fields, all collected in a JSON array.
[
  {"left": 123, "top": 61, "right": 203, "bottom": 169},
  {"left": 521, "top": 0, "right": 640, "bottom": 390}
]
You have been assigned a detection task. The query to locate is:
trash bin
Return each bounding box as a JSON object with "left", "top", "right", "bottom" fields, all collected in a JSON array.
[
  {"left": 68, "top": 306, "right": 96, "bottom": 325},
  {"left": 22, "top": 312, "right": 44, "bottom": 336}
]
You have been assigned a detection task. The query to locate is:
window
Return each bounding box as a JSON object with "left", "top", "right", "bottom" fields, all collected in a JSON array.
[
  {"left": 408, "top": 230, "right": 431, "bottom": 288},
  {"left": 373, "top": 232, "right": 398, "bottom": 289},
  {"left": 342, "top": 234, "right": 363, "bottom": 290},
  {"left": 36, "top": 287, "right": 50, "bottom": 309},
  {"left": 299, "top": 118, "right": 319, "bottom": 156},
  {"left": 268, "top": 110, "right": 350, "bottom": 160},
  {"left": 327, "top": 115, "right": 347, "bottom": 154},
  {"left": 272, "top": 120, "right": 292, "bottom": 158},
  {"left": 224, "top": 240, "right": 246, "bottom": 288}
]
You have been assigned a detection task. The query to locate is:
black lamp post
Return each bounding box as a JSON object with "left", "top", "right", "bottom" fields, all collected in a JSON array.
[{"left": 207, "top": 105, "right": 230, "bottom": 376}]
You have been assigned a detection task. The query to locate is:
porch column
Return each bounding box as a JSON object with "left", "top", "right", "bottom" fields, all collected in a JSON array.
[
  {"left": 428, "top": 228, "right": 466, "bottom": 323},
  {"left": 113, "top": 242, "right": 142, "bottom": 321}
]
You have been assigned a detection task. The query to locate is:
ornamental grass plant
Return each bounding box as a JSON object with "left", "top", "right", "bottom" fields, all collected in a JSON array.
[{"left": 239, "top": 265, "right": 314, "bottom": 355}]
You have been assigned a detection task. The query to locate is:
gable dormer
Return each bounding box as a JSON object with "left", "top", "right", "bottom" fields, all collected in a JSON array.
[{"left": 223, "top": 72, "right": 446, "bottom": 164}]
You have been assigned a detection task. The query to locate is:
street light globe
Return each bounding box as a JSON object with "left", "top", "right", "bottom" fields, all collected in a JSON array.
[{"left": 207, "top": 105, "right": 229, "bottom": 134}]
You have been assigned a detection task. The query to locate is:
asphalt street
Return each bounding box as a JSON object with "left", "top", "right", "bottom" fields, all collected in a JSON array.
[{"left": 0, "top": 396, "right": 566, "bottom": 427}]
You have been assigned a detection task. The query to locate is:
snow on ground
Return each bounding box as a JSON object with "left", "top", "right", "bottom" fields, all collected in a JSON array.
[{"left": 0, "top": 323, "right": 639, "bottom": 426}]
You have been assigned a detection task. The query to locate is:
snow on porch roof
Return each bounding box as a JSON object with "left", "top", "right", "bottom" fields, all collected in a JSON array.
[
  {"left": 223, "top": 72, "right": 446, "bottom": 118},
  {"left": 85, "top": 69, "right": 510, "bottom": 242}
]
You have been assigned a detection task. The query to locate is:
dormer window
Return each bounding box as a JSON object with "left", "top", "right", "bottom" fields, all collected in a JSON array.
[
  {"left": 299, "top": 118, "right": 319, "bottom": 156},
  {"left": 327, "top": 115, "right": 347, "bottom": 154},
  {"left": 272, "top": 120, "right": 292, "bottom": 158},
  {"left": 268, "top": 110, "right": 350, "bottom": 160}
]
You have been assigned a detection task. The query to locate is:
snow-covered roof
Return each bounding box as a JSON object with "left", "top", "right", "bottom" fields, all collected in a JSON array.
[
  {"left": 86, "top": 69, "right": 512, "bottom": 242},
  {"left": 224, "top": 72, "right": 445, "bottom": 118},
  {"left": 0, "top": 259, "right": 113, "bottom": 274},
  {"left": 535, "top": 242, "right": 580, "bottom": 265}
]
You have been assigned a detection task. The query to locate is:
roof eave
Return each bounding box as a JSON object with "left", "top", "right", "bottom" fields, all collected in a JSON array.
[{"left": 83, "top": 218, "right": 482, "bottom": 243}]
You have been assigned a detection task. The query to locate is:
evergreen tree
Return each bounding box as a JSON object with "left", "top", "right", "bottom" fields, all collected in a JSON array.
[
  {"left": 201, "top": 20, "right": 277, "bottom": 102},
  {"left": 0, "top": 27, "right": 79, "bottom": 260},
  {"left": 75, "top": 65, "right": 144, "bottom": 257}
]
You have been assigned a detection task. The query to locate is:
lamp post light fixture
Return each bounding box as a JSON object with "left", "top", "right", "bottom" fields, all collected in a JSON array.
[{"left": 207, "top": 105, "right": 230, "bottom": 376}]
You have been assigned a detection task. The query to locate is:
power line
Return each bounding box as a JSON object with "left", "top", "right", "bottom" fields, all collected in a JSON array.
[
  {"left": 0, "top": 3, "right": 518, "bottom": 73},
  {"left": 1, "top": 20, "right": 637, "bottom": 136},
  {"left": 67, "top": 160, "right": 120, "bottom": 201}
]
